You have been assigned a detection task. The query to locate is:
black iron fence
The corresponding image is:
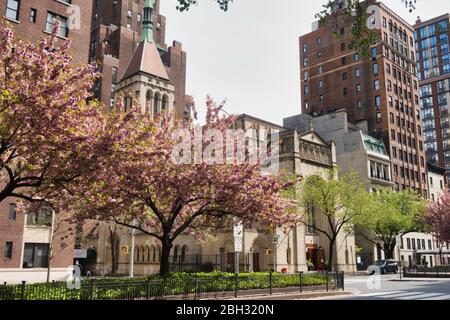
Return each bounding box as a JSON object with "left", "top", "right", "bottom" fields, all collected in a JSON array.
[
  {"left": 168, "top": 254, "right": 271, "bottom": 273},
  {"left": 0, "top": 272, "right": 344, "bottom": 300},
  {"left": 403, "top": 266, "right": 450, "bottom": 278}
]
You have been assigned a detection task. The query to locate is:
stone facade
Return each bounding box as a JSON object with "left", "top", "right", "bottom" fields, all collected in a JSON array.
[{"left": 284, "top": 110, "right": 393, "bottom": 269}]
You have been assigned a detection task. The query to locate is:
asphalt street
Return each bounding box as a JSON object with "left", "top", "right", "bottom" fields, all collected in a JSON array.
[{"left": 323, "top": 274, "right": 450, "bottom": 300}]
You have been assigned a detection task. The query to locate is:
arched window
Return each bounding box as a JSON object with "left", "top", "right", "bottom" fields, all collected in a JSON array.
[
  {"left": 146, "top": 246, "right": 151, "bottom": 263},
  {"left": 140, "top": 246, "right": 145, "bottom": 263},
  {"left": 125, "top": 96, "right": 132, "bottom": 112},
  {"left": 135, "top": 246, "right": 140, "bottom": 263},
  {"left": 151, "top": 245, "right": 156, "bottom": 262},
  {"left": 173, "top": 245, "right": 180, "bottom": 262},
  {"left": 153, "top": 92, "right": 160, "bottom": 116},
  {"left": 161, "top": 95, "right": 168, "bottom": 114},
  {"left": 156, "top": 246, "right": 161, "bottom": 262},
  {"left": 181, "top": 245, "right": 188, "bottom": 263},
  {"left": 145, "top": 90, "right": 153, "bottom": 114}
]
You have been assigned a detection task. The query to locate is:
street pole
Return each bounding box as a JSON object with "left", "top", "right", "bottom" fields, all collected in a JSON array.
[
  {"left": 273, "top": 242, "right": 277, "bottom": 272},
  {"left": 397, "top": 235, "right": 402, "bottom": 280},
  {"left": 129, "top": 219, "right": 137, "bottom": 278},
  {"left": 233, "top": 221, "right": 243, "bottom": 274},
  {"left": 272, "top": 230, "right": 279, "bottom": 272}
]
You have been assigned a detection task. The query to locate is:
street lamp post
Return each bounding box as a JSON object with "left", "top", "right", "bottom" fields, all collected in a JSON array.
[
  {"left": 129, "top": 219, "right": 137, "bottom": 278},
  {"left": 233, "top": 221, "right": 243, "bottom": 274},
  {"left": 272, "top": 231, "right": 280, "bottom": 272},
  {"left": 397, "top": 235, "right": 402, "bottom": 280}
]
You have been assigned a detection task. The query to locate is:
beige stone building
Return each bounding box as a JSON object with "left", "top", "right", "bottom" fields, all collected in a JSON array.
[
  {"left": 284, "top": 110, "right": 394, "bottom": 269},
  {"left": 79, "top": 114, "right": 357, "bottom": 276}
]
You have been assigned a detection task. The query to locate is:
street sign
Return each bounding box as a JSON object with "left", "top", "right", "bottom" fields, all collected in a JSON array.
[
  {"left": 121, "top": 245, "right": 129, "bottom": 254},
  {"left": 272, "top": 233, "right": 280, "bottom": 244},
  {"left": 74, "top": 249, "right": 87, "bottom": 259},
  {"left": 233, "top": 222, "right": 243, "bottom": 237},
  {"left": 234, "top": 237, "right": 243, "bottom": 252}
]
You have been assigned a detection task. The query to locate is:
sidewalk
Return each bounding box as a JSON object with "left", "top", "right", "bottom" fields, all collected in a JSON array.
[
  {"left": 389, "top": 277, "right": 450, "bottom": 282},
  {"left": 226, "top": 290, "right": 353, "bottom": 300}
]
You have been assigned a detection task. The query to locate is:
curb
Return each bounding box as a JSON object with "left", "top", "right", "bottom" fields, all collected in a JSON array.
[
  {"left": 225, "top": 291, "right": 353, "bottom": 301},
  {"left": 389, "top": 279, "right": 449, "bottom": 282}
]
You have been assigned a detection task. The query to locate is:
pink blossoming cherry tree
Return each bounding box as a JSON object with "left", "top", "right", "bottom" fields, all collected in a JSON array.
[
  {"left": 69, "top": 98, "right": 297, "bottom": 276},
  {"left": 0, "top": 21, "right": 104, "bottom": 205}
]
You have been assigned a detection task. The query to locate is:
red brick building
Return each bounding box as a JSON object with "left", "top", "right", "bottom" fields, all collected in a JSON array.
[
  {"left": 299, "top": 0, "right": 428, "bottom": 196},
  {"left": 0, "top": 0, "right": 93, "bottom": 282},
  {"left": 0, "top": 0, "right": 92, "bottom": 65},
  {"left": 90, "top": 0, "right": 191, "bottom": 119}
]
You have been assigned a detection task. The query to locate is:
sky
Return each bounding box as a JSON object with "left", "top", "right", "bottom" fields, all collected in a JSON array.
[{"left": 160, "top": 0, "right": 450, "bottom": 125}]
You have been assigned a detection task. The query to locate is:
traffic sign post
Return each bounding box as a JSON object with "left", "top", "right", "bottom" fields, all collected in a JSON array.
[
  {"left": 272, "top": 233, "right": 280, "bottom": 272},
  {"left": 233, "top": 222, "right": 243, "bottom": 237},
  {"left": 234, "top": 222, "right": 244, "bottom": 274}
]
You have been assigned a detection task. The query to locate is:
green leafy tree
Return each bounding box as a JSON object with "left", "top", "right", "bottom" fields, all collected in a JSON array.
[
  {"left": 176, "top": 0, "right": 233, "bottom": 12},
  {"left": 176, "top": 0, "right": 416, "bottom": 13},
  {"left": 289, "top": 170, "right": 370, "bottom": 271},
  {"left": 354, "top": 189, "right": 427, "bottom": 260}
]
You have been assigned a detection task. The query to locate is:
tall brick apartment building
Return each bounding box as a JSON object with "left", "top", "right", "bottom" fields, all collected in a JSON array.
[
  {"left": 414, "top": 14, "right": 450, "bottom": 183},
  {"left": 300, "top": 0, "right": 428, "bottom": 197},
  {"left": 0, "top": 0, "right": 92, "bottom": 64},
  {"left": 90, "top": 0, "right": 191, "bottom": 119},
  {"left": 0, "top": 0, "right": 93, "bottom": 282}
]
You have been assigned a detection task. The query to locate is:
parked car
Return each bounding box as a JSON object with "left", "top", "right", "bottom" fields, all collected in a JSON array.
[{"left": 367, "top": 259, "right": 399, "bottom": 275}]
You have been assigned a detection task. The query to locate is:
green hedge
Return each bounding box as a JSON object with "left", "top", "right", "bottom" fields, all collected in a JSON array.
[{"left": 0, "top": 272, "right": 332, "bottom": 300}]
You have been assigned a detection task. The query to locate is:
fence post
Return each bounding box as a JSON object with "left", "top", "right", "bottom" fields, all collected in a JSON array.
[
  {"left": 20, "top": 281, "right": 26, "bottom": 300},
  {"left": 234, "top": 273, "right": 238, "bottom": 298},
  {"left": 90, "top": 279, "right": 95, "bottom": 300},
  {"left": 147, "top": 277, "right": 152, "bottom": 300},
  {"left": 269, "top": 272, "right": 273, "bottom": 296},
  {"left": 299, "top": 272, "right": 303, "bottom": 293},
  {"left": 342, "top": 271, "right": 345, "bottom": 291},
  {"left": 194, "top": 276, "right": 199, "bottom": 301},
  {"left": 325, "top": 271, "right": 329, "bottom": 292}
]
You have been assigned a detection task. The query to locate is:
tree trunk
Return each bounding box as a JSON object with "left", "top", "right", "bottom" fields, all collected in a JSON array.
[
  {"left": 110, "top": 237, "right": 117, "bottom": 274},
  {"left": 159, "top": 237, "right": 173, "bottom": 277},
  {"left": 46, "top": 246, "right": 53, "bottom": 283},
  {"left": 328, "top": 239, "right": 335, "bottom": 272},
  {"left": 383, "top": 242, "right": 395, "bottom": 259},
  {"left": 109, "top": 230, "right": 118, "bottom": 274}
]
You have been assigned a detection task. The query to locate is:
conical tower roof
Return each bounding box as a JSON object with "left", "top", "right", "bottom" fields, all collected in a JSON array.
[
  {"left": 122, "top": 41, "right": 169, "bottom": 81},
  {"left": 122, "top": 0, "right": 169, "bottom": 81}
]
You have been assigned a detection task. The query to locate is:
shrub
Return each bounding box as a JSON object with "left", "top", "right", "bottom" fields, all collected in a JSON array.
[{"left": 0, "top": 272, "right": 331, "bottom": 300}]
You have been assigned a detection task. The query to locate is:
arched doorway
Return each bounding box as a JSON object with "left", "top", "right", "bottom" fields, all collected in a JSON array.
[
  {"left": 250, "top": 238, "right": 267, "bottom": 273},
  {"left": 219, "top": 240, "right": 234, "bottom": 272}
]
